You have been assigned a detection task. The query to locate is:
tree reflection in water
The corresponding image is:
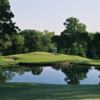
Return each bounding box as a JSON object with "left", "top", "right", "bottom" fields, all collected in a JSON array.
[
  {"left": 0, "top": 66, "right": 43, "bottom": 83},
  {"left": 30, "top": 67, "right": 43, "bottom": 75},
  {"left": 0, "top": 68, "right": 15, "bottom": 83},
  {"left": 94, "top": 67, "right": 100, "bottom": 84},
  {"left": 52, "top": 64, "right": 90, "bottom": 85},
  {"left": 61, "top": 64, "right": 90, "bottom": 85},
  {"left": 0, "top": 64, "right": 99, "bottom": 84}
]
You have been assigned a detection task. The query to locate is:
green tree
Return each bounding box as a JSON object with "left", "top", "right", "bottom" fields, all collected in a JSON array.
[
  {"left": 52, "top": 35, "right": 61, "bottom": 53},
  {"left": 63, "top": 17, "right": 86, "bottom": 36},
  {"left": 11, "top": 34, "right": 25, "bottom": 54},
  {"left": 42, "top": 30, "right": 55, "bottom": 52},
  {"left": 0, "top": 0, "right": 19, "bottom": 35},
  {"left": 0, "top": 0, "right": 19, "bottom": 55},
  {"left": 20, "top": 30, "right": 43, "bottom": 52},
  {"left": 20, "top": 30, "right": 55, "bottom": 53},
  {"left": 60, "top": 17, "right": 88, "bottom": 56},
  {"left": 91, "top": 32, "right": 100, "bottom": 58}
]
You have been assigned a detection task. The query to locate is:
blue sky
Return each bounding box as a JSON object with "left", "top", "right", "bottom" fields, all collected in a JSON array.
[{"left": 10, "top": 0, "right": 100, "bottom": 34}]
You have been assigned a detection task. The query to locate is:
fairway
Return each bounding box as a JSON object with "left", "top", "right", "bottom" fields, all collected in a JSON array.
[
  {"left": 0, "top": 83, "right": 100, "bottom": 100},
  {"left": 0, "top": 52, "right": 100, "bottom": 67}
]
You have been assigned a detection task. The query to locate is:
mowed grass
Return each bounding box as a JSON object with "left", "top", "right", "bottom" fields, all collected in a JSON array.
[
  {"left": 0, "top": 52, "right": 100, "bottom": 66},
  {"left": 9, "top": 52, "right": 90, "bottom": 63},
  {"left": 86, "top": 59, "right": 100, "bottom": 66},
  {"left": 0, "top": 56, "right": 15, "bottom": 66},
  {"left": 0, "top": 83, "right": 100, "bottom": 100}
]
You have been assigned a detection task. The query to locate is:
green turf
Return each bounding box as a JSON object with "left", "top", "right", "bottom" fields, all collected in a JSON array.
[
  {"left": 8, "top": 52, "right": 90, "bottom": 63},
  {"left": 0, "top": 56, "right": 15, "bottom": 66},
  {"left": 0, "top": 52, "right": 100, "bottom": 66},
  {"left": 0, "top": 83, "right": 100, "bottom": 100}
]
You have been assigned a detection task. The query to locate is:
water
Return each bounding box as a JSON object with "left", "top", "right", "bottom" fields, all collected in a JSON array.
[{"left": 0, "top": 64, "right": 100, "bottom": 85}]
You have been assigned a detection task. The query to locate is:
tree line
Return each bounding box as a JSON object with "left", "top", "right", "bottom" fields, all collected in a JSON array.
[
  {"left": 52, "top": 17, "right": 100, "bottom": 58},
  {"left": 0, "top": 0, "right": 100, "bottom": 58}
]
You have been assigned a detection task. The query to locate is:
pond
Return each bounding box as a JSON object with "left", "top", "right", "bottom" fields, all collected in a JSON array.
[{"left": 0, "top": 64, "right": 100, "bottom": 85}]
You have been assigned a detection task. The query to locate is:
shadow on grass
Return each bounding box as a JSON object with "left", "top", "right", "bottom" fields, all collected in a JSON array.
[{"left": 0, "top": 83, "right": 100, "bottom": 100}]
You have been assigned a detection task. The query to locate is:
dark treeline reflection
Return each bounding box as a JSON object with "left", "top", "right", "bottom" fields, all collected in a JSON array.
[
  {"left": 61, "top": 64, "right": 90, "bottom": 85},
  {"left": 94, "top": 67, "right": 100, "bottom": 83},
  {"left": 0, "top": 69, "right": 15, "bottom": 83},
  {"left": 52, "top": 64, "right": 90, "bottom": 85},
  {"left": 95, "top": 67, "right": 100, "bottom": 71},
  {"left": 0, "top": 64, "right": 99, "bottom": 84},
  {"left": 0, "top": 66, "right": 43, "bottom": 83}
]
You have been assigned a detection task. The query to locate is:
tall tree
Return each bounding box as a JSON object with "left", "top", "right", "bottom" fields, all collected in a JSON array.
[
  {"left": 0, "top": 0, "right": 19, "bottom": 35},
  {"left": 63, "top": 17, "right": 86, "bottom": 36},
  {"left": 42, "top": 30, "right": 55, "bottom": 52},
  {"left": 20, "top": 30, "right": 43, "bottom": 52},
  {"left": 60, "top": 17, "right": 87, "bottom": 56},
  {"left": 52, "top": 35, "right": 61, "bottom": 53},
  {"left": 0, "top": 0, "right": 19, "bottom": 55},
  {"left": 91, "top": 32, "right": 100, "bottom": 58}
]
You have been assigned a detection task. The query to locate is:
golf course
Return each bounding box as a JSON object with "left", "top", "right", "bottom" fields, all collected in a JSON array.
[
  {"left": 0, "top": 52, "right": 100, "bottom": 67},
  {"left": 0, "top": 0, "right": 100, "bottom": 100}
]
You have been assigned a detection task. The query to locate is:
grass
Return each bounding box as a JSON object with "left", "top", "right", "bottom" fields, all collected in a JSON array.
[
  {"left": 85, "top": 59, "right": 100, "bottom": 66},
  {"left": 0, "top": 52, "right": 100, "bottom": 66},
  {"left": 0, "top": 56, "right": 15, "bottom": 66},
  {"left": 9, "top": 52, "right": 90, "bottom": 63},
  {"left": 0, "top": 83, "right": 100, "bottom": 100}
]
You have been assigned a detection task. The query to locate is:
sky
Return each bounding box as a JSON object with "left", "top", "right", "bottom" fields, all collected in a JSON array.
[{"left": 10, "top": 0, "right": 100, "bottom": 34}]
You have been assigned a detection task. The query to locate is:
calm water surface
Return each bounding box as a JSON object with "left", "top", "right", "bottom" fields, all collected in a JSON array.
[{"left": 0, "top": 64, "right": 100, "bottom": 85}]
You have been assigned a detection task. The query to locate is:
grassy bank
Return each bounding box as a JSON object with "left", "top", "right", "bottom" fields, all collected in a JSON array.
[
  {"left": 0, "top": 56, "right": 15, "bottom": 66},
  {"left": 0, "top": 52, "right": 100, "bottom": 66},
  {"left": 9, "top": 52, "right": 90, "bottom": 64},
  {"left": 0, "top": 83, "right": 100, "bottom": 100}
]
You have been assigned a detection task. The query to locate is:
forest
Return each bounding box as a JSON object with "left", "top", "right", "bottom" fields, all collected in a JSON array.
[{"left": 0, "top": 0, "right": 100, "bottom": 59}]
